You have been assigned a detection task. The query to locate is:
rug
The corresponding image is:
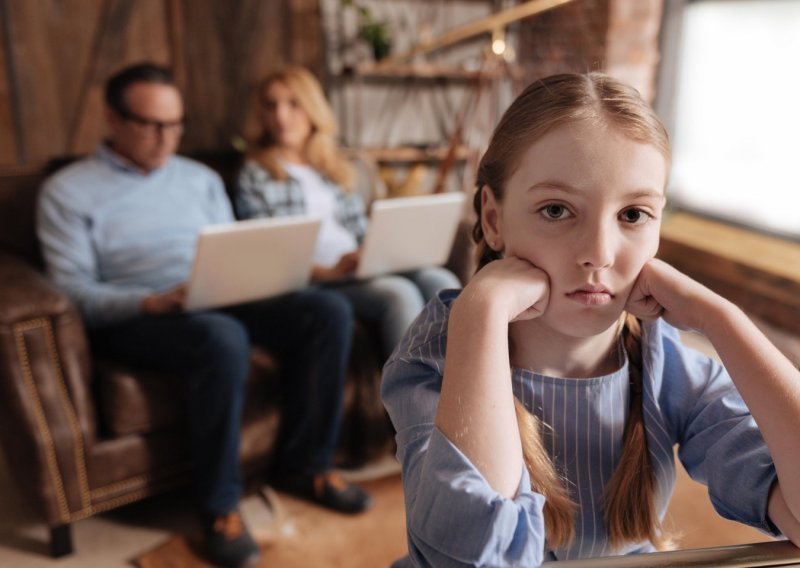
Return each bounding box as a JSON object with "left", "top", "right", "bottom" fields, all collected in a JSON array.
[{"left": 136, "top": 474, "right": 407, "bottom": 567}]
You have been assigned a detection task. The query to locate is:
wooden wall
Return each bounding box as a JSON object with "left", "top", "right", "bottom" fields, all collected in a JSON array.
[{"left": 0, "top": 0, "right": 323, "bottom": 170}]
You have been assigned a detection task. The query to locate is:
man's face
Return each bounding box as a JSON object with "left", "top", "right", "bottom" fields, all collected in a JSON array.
[{"left": 106, "top": 82, "right": 184, "bottom": 172}]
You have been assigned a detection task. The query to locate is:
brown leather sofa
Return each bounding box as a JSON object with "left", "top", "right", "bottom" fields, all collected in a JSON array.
[{"left": 0, "top": 152, "right": 470, "bottom": 558}]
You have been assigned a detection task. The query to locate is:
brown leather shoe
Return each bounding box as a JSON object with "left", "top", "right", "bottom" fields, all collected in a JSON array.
[
  {"left": 271, "top": 470, "right": 373, "bottom": 514},
  {"left": 203, "top": 510, "right": 260, "bottom": 567}
]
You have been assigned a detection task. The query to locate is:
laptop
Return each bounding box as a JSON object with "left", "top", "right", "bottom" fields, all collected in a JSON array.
[
  {"left": 184, "top": 216, "right": 321, "bottom": 311},
  {"left": 356, "top": 192, "right": 466, "bottom": 279}
]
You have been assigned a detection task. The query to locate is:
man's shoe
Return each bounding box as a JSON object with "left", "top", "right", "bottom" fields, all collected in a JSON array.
[
  {"left": 271, "top": 470, "right": 372, "bottom": 514},
  {"left": 203, "top": 510, "right": 261, "bottom": 567}
]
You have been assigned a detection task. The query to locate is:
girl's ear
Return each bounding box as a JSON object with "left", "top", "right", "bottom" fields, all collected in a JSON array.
[{"left": 480, "top": 185, "right": 504, "bottom": 252}]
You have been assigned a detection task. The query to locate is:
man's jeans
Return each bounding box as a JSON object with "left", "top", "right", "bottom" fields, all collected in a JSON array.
[{"left": 90, "top": 288, "right": 353, "bottom": 516}]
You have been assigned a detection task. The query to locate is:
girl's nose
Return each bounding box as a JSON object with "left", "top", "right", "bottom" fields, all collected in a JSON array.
[{"left": 578, "top": 223, "right": 615, "bottom": 270}]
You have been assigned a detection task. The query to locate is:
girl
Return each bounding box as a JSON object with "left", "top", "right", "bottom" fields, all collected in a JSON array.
[
  {"left": 381, "top": 72, "right": 800, "bottom": 566},
  {"left": 236, "top": 66, "right": 462, "bottom": 360}
]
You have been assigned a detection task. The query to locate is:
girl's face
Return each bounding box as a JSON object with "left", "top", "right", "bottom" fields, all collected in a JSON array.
[
  {"left": 260, "top": 81, "right": 313, "bottom": 153},
  {"left": 483, "top": 119, "right": 667, "bottom": 338}
]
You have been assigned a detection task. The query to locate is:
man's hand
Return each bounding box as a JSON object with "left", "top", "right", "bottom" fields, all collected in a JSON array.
[{"left": 142, "top": 284, "right": 187, "bottom": 314}]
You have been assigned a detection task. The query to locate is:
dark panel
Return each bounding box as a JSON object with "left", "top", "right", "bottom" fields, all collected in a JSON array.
[
  {"left": 517, "top": 0, "right": 610, "bottom": 78},
  {"left": 3, "top": 0, "right": 106, "bottom": 164},
  {"left": 176, "top": 0, "right": 290, "bottom": 153},
  {"left": 3, "top": 0, "right": 171, "bottom": 165},
  {"left": 69, "top": 0, "right": 171, "bottom": 155},
  {"left": 0, "top": 0, "right": 324, "bottom": 165},
  {"left": 0, "top": 1, "right": 20, "bottom": 167},
  {"left": 288, "top": 0, "right": 324, "bottom": 78}
]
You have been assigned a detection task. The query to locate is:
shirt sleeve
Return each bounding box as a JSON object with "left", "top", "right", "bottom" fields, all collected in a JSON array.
[
  {"left": 37, "top": 178, "right": 150, "bottom": 327},
  {"left": 336, "top": 188, "right": 368, "bottom": 243},
  {"left": 663, "top": 333, "right": 780, "bottom": 536},
  {"left": 205, "top": 169, "right": 235, "bottom": 224},
  {"left": 234, "top": 161, "right": 271, "bottom": 220},
  {"left": 383, "top": 353, "right": 548, "bottom": 567}
]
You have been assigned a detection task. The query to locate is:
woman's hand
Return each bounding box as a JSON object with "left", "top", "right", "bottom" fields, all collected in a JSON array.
[
  {"left": 625, "top": 258, "right": 722, "bottom": 333},
  {"left": 312, "top": 250, "right": 361, "bottom": 283},
  {"left": 459, "top": 256, "right": 550, "bottom": 324},
  {"left": 142, "top": 284, "right": 187, "bottom": 314}
]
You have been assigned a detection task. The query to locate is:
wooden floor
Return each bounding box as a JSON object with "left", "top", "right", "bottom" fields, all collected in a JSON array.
[
  {"left": 665, "top": 332, "right": 776, "bottom": 551},
  {"left": 665, "top": 447, "right": 774, "bottom": 550},
  {"left": 0, "top": 330, "right": 780, "bottom": 568}
]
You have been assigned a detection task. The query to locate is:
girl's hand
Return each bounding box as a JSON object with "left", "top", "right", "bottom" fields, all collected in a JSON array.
[
  {"left": 625, "top": 258, "right": 721, "bottom": 333},
  {"left": 460, "top": 256, "right": 550, "bottom": 323},
  {"left": 142, "top": 284, "right": 187, "bottom": 314},
  {"left": 440, "top": 256, "right": 548, "bottom": 497}
]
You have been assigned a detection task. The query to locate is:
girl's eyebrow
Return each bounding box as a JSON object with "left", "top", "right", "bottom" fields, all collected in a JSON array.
[
  {"left": 526, "top": 182, "right": 665, "bottom": 200},
  {"left": 625, "top": 189, "right": 667, "bottom": 201},
  {"left": 526, "top": 181, "right": 580, "bottom": 194}
]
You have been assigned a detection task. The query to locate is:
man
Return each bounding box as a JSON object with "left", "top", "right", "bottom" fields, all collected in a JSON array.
[{"left": 37, "top": 63, "right": 371, "bottom": 568}]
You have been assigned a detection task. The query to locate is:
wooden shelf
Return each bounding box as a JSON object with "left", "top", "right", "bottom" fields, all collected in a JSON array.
[
  {"left": 345, "top": 62, "right": 525, "bottom": 81},
  {"left": 352, "top": 145, "right": 478, "bottom": 163}
]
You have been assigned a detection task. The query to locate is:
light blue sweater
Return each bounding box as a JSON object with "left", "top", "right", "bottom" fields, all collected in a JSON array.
[{"left": 37, "top": 144, "right": 232, "bottom": 328}]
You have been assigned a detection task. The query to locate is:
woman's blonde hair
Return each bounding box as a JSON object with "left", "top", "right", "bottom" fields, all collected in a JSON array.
[
  {"left": 250, "top": 65, "right": 355, "bottom": 190},
  {"left": 475, "top": 72, "right": 671, "bottom": 551}
]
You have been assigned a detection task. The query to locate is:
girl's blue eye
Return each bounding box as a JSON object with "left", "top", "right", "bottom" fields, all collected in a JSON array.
[
  {"left": 620, "top": 208, "right": 651, "bottom": 225},
  {"left": 540, "top": 204, "right": 571, "bottom": 220}
]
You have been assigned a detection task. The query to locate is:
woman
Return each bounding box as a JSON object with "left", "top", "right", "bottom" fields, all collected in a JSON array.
[{"left": 236, "top": 66, "right": 461, "bottom": 360}]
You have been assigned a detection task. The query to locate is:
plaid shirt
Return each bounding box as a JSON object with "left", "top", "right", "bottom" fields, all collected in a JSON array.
[{"left": 235, "top": 159, "right": 368, "bottom": 243}]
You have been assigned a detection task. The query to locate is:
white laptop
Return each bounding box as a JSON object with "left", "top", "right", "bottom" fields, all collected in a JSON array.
[
  {"left": 184, "top": 216, "right": 321, "bottom": 311},
  {"left": 356, "top": 192, "right": 467, "bottom": 279}
]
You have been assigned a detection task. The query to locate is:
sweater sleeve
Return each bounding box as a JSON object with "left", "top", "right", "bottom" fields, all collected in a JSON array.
[{"left": 37, "top": 178, "right": 149, "bottom": 327}]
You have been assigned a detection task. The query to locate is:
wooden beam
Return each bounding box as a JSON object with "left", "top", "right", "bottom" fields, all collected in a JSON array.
[
  {"left": 165, "top": 0, "right": 187, "bottom": 89},
  {"left": 0, "top": 0, "right": 22, "bottom": 165},
  {"left": 377, "top": 0, "right": 576, "bottom": 66},
  {"left": 658, "top": 212, "right": 800, "bottom": 334}
]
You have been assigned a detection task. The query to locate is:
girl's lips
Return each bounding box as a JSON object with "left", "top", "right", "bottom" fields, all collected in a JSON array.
[{"left": 566, "top": 290, "right": 614, "bottom": 306}]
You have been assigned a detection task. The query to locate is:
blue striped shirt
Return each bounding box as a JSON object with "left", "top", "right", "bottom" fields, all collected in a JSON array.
[{"left": 382, "top": 289, "right": 780, "bottom": 567}]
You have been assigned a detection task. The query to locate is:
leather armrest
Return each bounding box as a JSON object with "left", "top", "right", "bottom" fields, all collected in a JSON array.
[
  {"left": 0, "top": 249, "right": 97, "bottom": 524},
  {"left": 0, "top": 250, "right": 73, "bottom": 325}
]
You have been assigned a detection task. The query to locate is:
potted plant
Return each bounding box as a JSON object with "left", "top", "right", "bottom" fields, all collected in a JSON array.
[
  {"left": 359, "top": 12, "right": 392, "bottom": 61},
  {"left": 341, "top": 1, "right": 392, "bottom": 61}
]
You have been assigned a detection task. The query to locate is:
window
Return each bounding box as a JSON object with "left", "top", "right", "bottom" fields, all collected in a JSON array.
[{"left": 662, "top": 0, "right": 800, "bottom": 239}]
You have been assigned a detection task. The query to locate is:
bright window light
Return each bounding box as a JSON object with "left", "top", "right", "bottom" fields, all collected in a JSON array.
[{"left": 670, "top": 0, "right": 800, "bottom": 239}]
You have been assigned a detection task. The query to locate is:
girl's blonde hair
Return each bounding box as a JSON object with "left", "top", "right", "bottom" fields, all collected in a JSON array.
[
  {"left": 475, "top": 72, "right": 671, "bottom": 551},
  {"left": 250, "top": 65, "right": 355, "bottom": 190}
]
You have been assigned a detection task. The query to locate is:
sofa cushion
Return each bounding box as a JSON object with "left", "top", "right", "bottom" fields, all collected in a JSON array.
[
  {"left": 0, "top": 169, "right": 46, "bottom": 266},
  {"left": 95, "top": 362, "right": 181, "bottom": 437},
  {"left": 95, "top": 347, "right": 279, "bottom": 437}
]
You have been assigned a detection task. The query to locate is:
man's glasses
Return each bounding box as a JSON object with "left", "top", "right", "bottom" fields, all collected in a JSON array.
[{"left": 115, "top": 108, "right": 185, "bottom": 138}]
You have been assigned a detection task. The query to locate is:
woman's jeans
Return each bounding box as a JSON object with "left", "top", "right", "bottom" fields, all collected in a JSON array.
[
  {"left": 90, "top": 288, "right": 353, "bottom": 517},
  {"left": 328, "top": 266, "right": 461, "bottom": 360}
]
